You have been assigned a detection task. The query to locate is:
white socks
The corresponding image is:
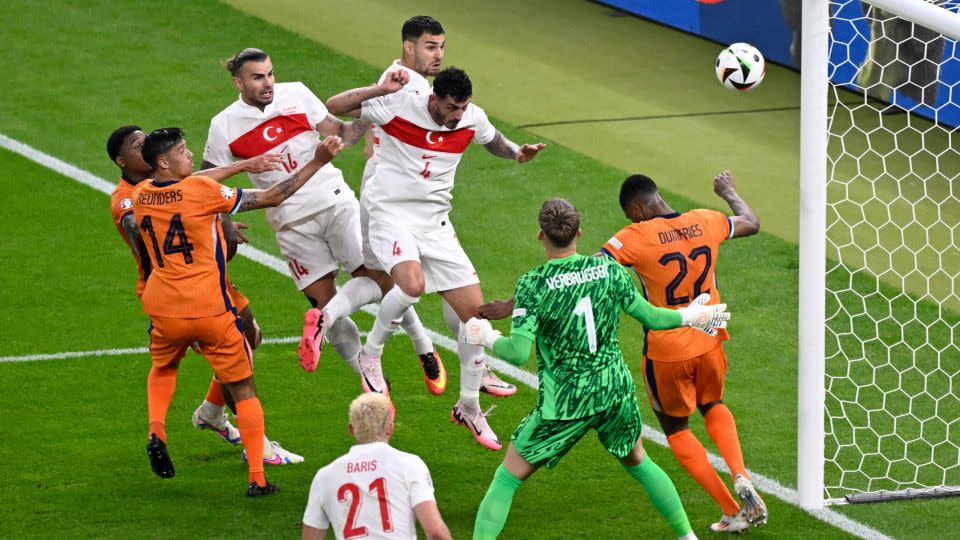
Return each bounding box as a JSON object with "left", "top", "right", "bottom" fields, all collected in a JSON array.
[
  {"left": 323, "top": 276, "right": 382, "bottom": 323},
  {"left": 199, "top": 399, "right": 225, "bottom": 420},
  {"left": 400, "top": 307, "right": 434, "bottom": 355},
  {"left": 326, "top": 317, "right": 362, "bottom": 373},
  {"left": 364, "top": 286, "right": 420, "bottom": 357},
  {"left": 458, "top": 322, "right": 485, "bottom": 413}
]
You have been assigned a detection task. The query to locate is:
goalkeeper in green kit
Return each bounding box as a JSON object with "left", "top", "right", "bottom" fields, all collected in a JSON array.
[{"left": 466, "top": 199, "right": 729, "bottom": 539}]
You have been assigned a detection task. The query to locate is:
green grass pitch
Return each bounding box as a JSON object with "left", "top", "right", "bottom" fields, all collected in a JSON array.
[{"left": 1, "top": 0, "right": 958, "bottom": 538}]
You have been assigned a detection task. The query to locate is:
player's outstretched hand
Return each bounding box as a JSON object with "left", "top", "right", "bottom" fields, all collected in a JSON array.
[
  {"left": 517, "top": 143, "right": 546, "bottom": 163},
  {"left": 478, "top": 299, "right": 515, "bottom": 320},
  {"left": 315, "top": 135, "right": 344, "bottom": 163},
  {"left": 464, "top": 317, "right": 502, "bottom": 349},
  {"left": 713, "top": 170, "right": 737, "bottom": 197},
  {"left": 379, "top": 70, "right": 410, "bottom": 94},
  {"left": 678, "top": 293, "right": 730, "bottom": 336},
  {"left": 242, "top": 153, "right": 282, "bottom": 173}
]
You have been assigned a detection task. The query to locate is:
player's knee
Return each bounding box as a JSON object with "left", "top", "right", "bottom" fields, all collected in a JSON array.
[
  {"left": 396, "top": 278, "right": 425, "bottom": 298},
  {"left": 655, "top": 411, "right": 689, "bottom": 436},
  {"left": 698, "top": 400, "right": 723, "bottom": 416}
]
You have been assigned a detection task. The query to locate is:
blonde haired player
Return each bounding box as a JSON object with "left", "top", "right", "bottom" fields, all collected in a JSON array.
[{"left": 302, "top": 393, "right": 451, "bottom": 540}]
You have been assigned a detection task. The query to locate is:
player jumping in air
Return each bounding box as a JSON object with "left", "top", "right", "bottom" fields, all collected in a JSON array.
[
  {"left": 324, "top": 67, "right": 546, "bottom": 450},
  {"left": 133, "top": 127, "right": 342, "bottom": 496},
  {"left": 107, "top": 125, "right": 303, "bottom": 465},
  {"left": 465, "top": 198, "right": 728, "bottom": 539}
]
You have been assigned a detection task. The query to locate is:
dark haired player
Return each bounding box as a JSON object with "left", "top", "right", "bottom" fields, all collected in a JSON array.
[
  {"left": 133, "top": 127, "right": 342, "bottom": 495},
  {"left": 201, "top": 48, "right": 444, "bottom": 395},
  {"left": 324, "top": 67, "right": 546, "bottom": 450},
  {"left": 107, "top": 125, "right": 303, "bottom": 466},
  {"left": 465, "top": 198, "right": 727, "bottom": 539}
]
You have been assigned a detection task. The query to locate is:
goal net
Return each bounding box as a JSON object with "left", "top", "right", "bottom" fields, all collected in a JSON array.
[{"left": 800, "top": 0, "right": 960, "bottom": 507}]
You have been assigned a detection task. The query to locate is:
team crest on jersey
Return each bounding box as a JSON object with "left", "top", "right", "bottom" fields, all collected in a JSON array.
[
  {"left": 220, "top": 185, "right": 235, "bottom": 200},
  {"left": 120, "top": 197, "right": 133, "bottom": 210}
]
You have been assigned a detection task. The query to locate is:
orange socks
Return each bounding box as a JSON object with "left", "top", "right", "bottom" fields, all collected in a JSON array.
[
  {"left": 147, "top": 366, "right": 178, "bottom": 443},
  {"left": 204, "top": 376, "right": 226, "bottom": 407},
  {"left": 236, "top": 397, "right": 266, "bottom": 487},
  {"left": 705, "top": 404, "right": 748, "bottom": 480},
  {"left": 667, "top": 429, "right": 740, "bottom": 516}
]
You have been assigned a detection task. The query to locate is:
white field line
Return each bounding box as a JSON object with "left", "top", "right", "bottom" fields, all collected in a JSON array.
[{"left": 0, "top": 132, "right": 889, "bottom": 540}]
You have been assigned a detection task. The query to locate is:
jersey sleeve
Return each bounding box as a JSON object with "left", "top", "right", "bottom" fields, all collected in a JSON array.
[
  {"left": 610, "top": 263, "right": 643, "bottom": 309},
  {"left": 110, "top": 190, "right": 134, "bottom": 224},
  {"left": 191, "top": 176, "right": 243, "bottom": 215},
  {"left": 294, "top": 82, "right": 331, "bottom": 128},
  {"left": 470, "top": 105, "right": 497, "bottom": 145},
  {"left": 601, "top": 226, "right": 641, "bottom": 267},
  {"left": 510, "top": 272, "right": 540, "bottom": 341},
  {"left": 361, "top": 92, "right": 410, "bottom": 126},
  {"left": 406, "top": 456, "right": 437, "bottom": 507},
  {"left": 692, "top": 209, "right": 733, "bottom": 244},
  {"left": 202, "top": 119, "right": 234, "bottom": 167},
  {"left": 302, "top": 469, "right": 331, "bottom": 529}
]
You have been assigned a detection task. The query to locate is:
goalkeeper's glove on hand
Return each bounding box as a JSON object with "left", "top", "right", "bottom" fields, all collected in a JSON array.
[
  {"left": 678, "top": 293, "right": 730, "bottom": 336},
  {"left": 464, "top": 317, "right": 502, "bottom": 350}
]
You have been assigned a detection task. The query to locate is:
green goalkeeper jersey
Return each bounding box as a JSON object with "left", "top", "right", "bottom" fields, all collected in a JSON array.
[{"left": 511, "top": 253, "right": 647, "bottom": 420}]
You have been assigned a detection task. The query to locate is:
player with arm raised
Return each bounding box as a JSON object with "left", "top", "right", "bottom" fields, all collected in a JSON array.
[
  {"left": 108, "top": 126, "right": 303, "bottom": 465},
  {"left": 324, "top": 67, "right": 545, "bottom": 450},
  {"left": 601, "top": 173, "right": 765, "bottom": 532},
  {"left": 134, "top": 127, "right": 342, "bottom": 495},
  {"left": 201, "top": 49, "right": 441, "bottom": 390},
  {"left": 302, "top": 393, "right": 451, "bottom": 540},
  {"left": 465, "top": 199, "right": 728, "bottom": 539}
]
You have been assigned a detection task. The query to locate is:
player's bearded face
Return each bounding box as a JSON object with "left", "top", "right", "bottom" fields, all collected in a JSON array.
[
  {"left": 429, "top": 96, "right": 470, "bottom": 129},
  {"left": 411, "top": 33, "right": 444, "bottom": 76},
  {"left": 234, "top": 59, "right": 275, "bottom": 108}
]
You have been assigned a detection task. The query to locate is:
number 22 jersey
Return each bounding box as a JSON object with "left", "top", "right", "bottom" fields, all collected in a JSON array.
[{"left": 602, "top": 210, "right": 733, "bottom": 363}]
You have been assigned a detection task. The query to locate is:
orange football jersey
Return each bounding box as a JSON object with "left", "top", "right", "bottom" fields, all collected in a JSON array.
[
  {"left": 602, "top": 209, "right": 733, "bottom": 362},
  {"left": 110, "top": 177, "right": 150, "bottom": 298},
  {"left": 132, "top": 175, "right": 243, "bottom": 318}
]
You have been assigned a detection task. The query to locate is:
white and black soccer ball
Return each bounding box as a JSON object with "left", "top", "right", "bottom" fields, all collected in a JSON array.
[{"left": 716, "top": 43, "right": 765, "bottom": 91}]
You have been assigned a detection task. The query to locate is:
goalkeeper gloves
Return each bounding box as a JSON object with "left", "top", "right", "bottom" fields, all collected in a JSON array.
[
  {"left": 678, "top": 293, "right": 731, "bottom": 336},
  {"left": 463, "top": 317, "right": 502, "bottom": 350}
]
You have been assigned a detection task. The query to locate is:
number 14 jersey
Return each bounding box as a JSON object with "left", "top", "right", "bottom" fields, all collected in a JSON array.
[{"left": 602, "top": 210, "right": 733, "bottom": 363}]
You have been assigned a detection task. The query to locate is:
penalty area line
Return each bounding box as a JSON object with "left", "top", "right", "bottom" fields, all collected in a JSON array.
[{"left": 0, "top": 131, "right": 889, "bottom": 540}]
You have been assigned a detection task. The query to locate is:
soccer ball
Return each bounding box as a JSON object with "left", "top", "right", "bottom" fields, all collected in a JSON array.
[{"left": 716, "top": 43, "right": 765, "bottom": 91}]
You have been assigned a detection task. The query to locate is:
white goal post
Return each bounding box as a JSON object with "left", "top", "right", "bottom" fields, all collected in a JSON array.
[{"left": 799, "top": 0, "right": 960, "bottom": 509}]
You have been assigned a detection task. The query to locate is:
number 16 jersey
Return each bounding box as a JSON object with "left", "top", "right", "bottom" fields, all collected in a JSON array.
[{"left": 602, "top": 210, "right": 733, "bottom": 363}]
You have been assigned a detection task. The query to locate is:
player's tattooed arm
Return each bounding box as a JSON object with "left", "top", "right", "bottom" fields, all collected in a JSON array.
[
  {"left": 237, "top": 136, "right": 344, "bottom": 212},
  {"left": 713, "top": 170, "right": 760, "bottom": 238},
  {"left": 120, "top": 213, "right": 143, "bottom": 259},
  {"left": 483, "top": 132, "right": 547, "bottom": 163},
  {"left": 316, "top": 115, "right": 371, "bottom": 147}
]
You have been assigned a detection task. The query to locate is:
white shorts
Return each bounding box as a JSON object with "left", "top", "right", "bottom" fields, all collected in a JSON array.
[
  {"left": 366, "top": 217, "right": 479, "bottom": 294},
  {"left": 275, "top": 196, "right": 363, "bottom": 291}
]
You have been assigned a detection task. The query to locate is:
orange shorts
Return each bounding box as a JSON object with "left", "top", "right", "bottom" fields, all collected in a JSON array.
[
  {"left": 148, "top": 311, "right": 253, "bottom": 383},
  {"left": 226, "top": 280, "right": 250, "bottom": 312},
  {"left": 641, "top": 343, "right": 727, "bottom": 417}
]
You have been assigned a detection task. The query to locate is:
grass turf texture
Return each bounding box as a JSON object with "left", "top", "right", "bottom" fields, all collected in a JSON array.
[{"left": 0, "top": 0, "right": 957, "bottom": 537}]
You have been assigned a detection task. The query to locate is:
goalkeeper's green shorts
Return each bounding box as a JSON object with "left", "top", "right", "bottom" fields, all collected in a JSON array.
[{"left": 511, "top": 393, "right": 643, "bottom": 469}]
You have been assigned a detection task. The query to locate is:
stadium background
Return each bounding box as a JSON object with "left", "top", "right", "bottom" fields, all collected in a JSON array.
[{"left": 0, "top": 0, "right": 957, "bottom": 537}]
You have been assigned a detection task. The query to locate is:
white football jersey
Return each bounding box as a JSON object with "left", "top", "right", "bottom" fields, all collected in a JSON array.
[
  {"left": 302, "top": 442, "right": 436, "bottom": 540},
  {"left": 204, "top": 82, "right": 352, "bottom": 229},
  {"left": 361, "top": 61, "right": 431, "bottom": 190},
  {"left": 360, "top": 91, "right": 496, "bottom": 228}
]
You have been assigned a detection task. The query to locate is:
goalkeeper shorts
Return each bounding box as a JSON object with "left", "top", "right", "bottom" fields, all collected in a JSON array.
[
  {"left": 511, "top": 393, "right": 643, "bottom": 469},
  {"left": 641, "top": 342, "right": 727, "bottom": 418}
]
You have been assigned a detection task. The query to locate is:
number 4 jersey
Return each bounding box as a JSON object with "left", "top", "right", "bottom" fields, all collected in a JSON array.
[
  {"left": 132, "top": 175, "right": 243, "bottom": 318},
  {"left": 303, "top": 442, "right": 436, "bottom": 540},
  {"left": 602, "top": 210, "right": 733, "bottom": 363}
]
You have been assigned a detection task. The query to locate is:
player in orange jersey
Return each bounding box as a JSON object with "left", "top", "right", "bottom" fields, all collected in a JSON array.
[
  {"left": 108, "top": 125, "right": 303, "bottom": 465},
  {"left": 599, "top": 172, "right": 766, "bottom": 532},
  {"left": 132, "top": 127, "right": 342, "bottom": 496},
  {"left": 479, "top": 171, "right": 766, "bottom": 532}
]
